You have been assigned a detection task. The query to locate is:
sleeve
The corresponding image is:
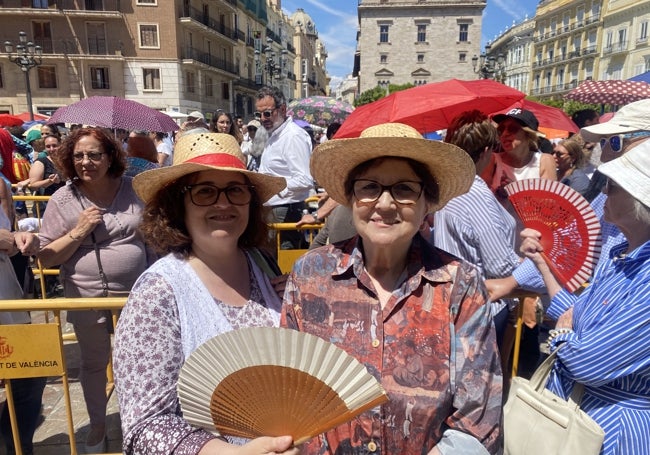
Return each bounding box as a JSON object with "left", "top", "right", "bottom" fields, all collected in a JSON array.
[
  {"left": 511, "top": 258, "right": 547, "bottom": 293},
  {"left": 38, "top": 191, "right": 74, "bottom": 249},
  {"left": 545, "top": 288, "right": 577, "bottom": 321},
  {"left": 277, "top": 133, "right": 313, "bottom": 198},
  {"left": 113, "top": 272, "right": 217, "bottom": 455},
  {"left": 445, "top": 264, "right": 503, "bottom": 454},
  {"left": 550, "top": 281, "right": 650, "bottom": 386}
]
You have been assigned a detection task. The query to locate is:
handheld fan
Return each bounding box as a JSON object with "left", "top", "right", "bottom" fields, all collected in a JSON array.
[
  {"left": 177, "top": 327, "right": 388, "bottom": 445},
  {"left": 505, "top": 179, "right": 602, "bottom": 292}
]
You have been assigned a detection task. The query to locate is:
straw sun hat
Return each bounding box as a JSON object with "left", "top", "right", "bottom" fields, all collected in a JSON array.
[
  {"left": 310, "top": 123, "right": 474, "bottom": 209},
  {"left": 133, "top": 132, "right": 286, "bottom": 203}
]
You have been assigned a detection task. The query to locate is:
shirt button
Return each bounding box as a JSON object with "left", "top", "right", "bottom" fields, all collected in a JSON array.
[
  {"left": 368, "top": 441, "right": 377, "bottom": 452},
  {"left": 371, "top": 339, "right": 380, "bottom": 348}
]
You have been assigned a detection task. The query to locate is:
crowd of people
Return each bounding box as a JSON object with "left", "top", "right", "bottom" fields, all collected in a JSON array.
[{"left": 0, "top": 87, "right": 648, "bottom": 455}]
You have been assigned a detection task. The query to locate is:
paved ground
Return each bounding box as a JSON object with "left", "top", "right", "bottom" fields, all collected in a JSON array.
[{"left": 0, "top": 311, "right": 123, "bottom": 455}]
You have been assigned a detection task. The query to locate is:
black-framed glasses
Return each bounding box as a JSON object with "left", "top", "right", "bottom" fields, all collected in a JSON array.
[
  {"left": 352, "top": 179, "right": 423, "bottom": 205},
  {"left": 183, "top": 183, "right": 254, "bottom": 206},
  {"left": 254, "top": 108, "right": 278, "bottom": 119},
  {"left": 72, "top": 151, "right": 105, "bottom": 162},
  {"left": 599, "top": 132, "right": 650, "bottom": 153}
]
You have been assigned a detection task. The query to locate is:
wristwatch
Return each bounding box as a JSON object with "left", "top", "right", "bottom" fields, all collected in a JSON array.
[{"left": 311, "top": 211, "right": 322, "bottom": 223}]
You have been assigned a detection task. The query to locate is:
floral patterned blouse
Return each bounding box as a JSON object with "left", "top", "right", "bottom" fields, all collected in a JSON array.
[{"left": 281, "top": 236, "right": 503, "bottom": 454}]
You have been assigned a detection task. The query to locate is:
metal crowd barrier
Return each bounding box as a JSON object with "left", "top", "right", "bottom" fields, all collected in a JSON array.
[{"left": 0, "top": 298, "right": 126, "bottom": 455}]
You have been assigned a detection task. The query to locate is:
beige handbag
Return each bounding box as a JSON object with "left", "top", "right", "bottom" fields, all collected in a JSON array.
[{"left": 503, "top": 348, "right": 605, "bottom": 455}]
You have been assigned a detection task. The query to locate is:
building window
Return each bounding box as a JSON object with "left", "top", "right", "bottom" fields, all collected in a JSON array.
[
  {"left": 640, "top": 21, "right": 648, "bottom": 41},
  {"left": 32, "top": 0, "right": 49, "bottom": 8},
  {"left": 143, "top": 68, "right": 161, "bottom": 91},
  {"left": 458, "top": 24, "right": 469, "bottom": 42},
  {"left": 417, "top": 24, "right": 426, "bottom": 42},
  {"left": 138, "top": 24, "right": 160, "bottom": 48},
  {"left": 205, "top": 76, "right": 213, "bottom": 97},
  {"left": 136, "top": 0, "right": 156, "bottom": 4},
  {"left": 87, "top": 22, "right": 107, "bottom": 55},
  {"left": 185, "top": 71, "right": 196, "bottom": 93},
  {"left": 0, "top": 66, "right": 3, "bottom": 88},
  {"left": 90, "top": 67, "right": 110, "bottom": 89},
  {"left": 459, "top": 53, "right": 466, "bottom": 62},
  {"left": 223, "top": 82, "right": 229, "bottom": 99},
  {"left": 417, "top": 53, "right": 424, "bottom": 63},
  {"left": 33, "top": 21, "right": 53, "bottom": 53},
  {"left": 37, "top": 66, "right": 57, "bottom": 88},
  {"left": 380, "top": 54, "right": 388, "bottom": 64},
  {"left": 379, "top": 25, "right": 389, "bottom": 43}
]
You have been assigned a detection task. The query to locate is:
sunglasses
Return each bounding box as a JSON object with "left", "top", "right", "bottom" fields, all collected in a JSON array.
[
  {"left": 599, "top": 132, "right": 650, "bottom": 153},
  {"left": 254, "top": 108, "right": 278, "bottom": 119},
  {"left": 497, "top": 123, "right": 523, "bottom": 135}
]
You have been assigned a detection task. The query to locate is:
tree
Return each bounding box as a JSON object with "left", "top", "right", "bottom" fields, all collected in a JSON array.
[{"left": 354, "top": 83, "right": 415, "bottom": 107}]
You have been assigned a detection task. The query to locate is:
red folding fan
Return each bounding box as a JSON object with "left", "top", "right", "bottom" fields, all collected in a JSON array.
[{"left": 505, "top": 179, "right": 602, "bottom": 292}]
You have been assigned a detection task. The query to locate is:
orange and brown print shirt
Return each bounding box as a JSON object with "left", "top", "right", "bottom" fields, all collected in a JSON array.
[{"left": 281, "top": 235, "right": 503, "bottom": 454}]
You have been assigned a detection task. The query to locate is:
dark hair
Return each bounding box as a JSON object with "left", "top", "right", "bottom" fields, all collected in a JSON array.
[
  {"left": 127, "top": 136, "right": 158, "bottom": 163},
  {"left": 344, "top": 157, "right": 439, "bottom": 204},
  {"left": 40, "top": 124, "right": 61, "bottom": 139},
  {"left": 210, "top": 110, "right": 244, "bottom": 144},
  {"left": 139, "top": 172, "right": 271, "bottom": 256},
  {"left": 256, "top": 86, "right": 286, "bottom": 109},
  {"left": 571, "top": 109, "right": 599, "bottom": 129},
  {"left": 152, "top": 131, "right": 166, "bottom": 141},
  {"left": 326, "top": 122, "right": 341, "bottom": 140},
  {"left": 54, "top": 127, "right": 126, "bottom": 180}
]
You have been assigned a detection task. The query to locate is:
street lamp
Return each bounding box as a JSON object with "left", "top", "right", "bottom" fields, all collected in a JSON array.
[
  {"left": 471, "top": 44, "right": 506, "bottom": 82},
  {"left": 255, "top": 37, "right": 287, "bottom": 86},
  {"left": 4, "top": 31, "right": 43, "bottom": 121}
]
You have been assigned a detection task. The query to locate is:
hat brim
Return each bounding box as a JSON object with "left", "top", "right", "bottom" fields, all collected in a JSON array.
[
  {"left": 310, "top": 137, "right": 474, "bottom": 210},
  {"left": 580, "top": 122, "right": 641, "bottom": 142},
  {"left": 133, "top": 163, "right": 286, "bottom": 204},
  {"left": 598, "top": 144, "right": 650, "bottom": 208}
]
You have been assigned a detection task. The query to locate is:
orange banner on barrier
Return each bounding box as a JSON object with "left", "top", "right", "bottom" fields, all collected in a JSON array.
[{"left": 0, "top": 324, "right": 63, "bottom": 379}]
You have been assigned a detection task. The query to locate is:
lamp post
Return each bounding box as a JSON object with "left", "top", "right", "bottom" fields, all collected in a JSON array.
[
  {"left": 255, "top": 37, "right": 287, "bottom": 87},
  {"left": 4, "top": 31, "right": 42, "bottom": 121},
  {"left": 471, "top": 44, "right": 506, "bottom": 82}
]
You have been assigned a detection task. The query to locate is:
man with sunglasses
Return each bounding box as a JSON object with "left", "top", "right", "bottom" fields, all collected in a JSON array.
[
  {"left": 255, "top": 86, "right": 314, "bottom": 250},
  {"left": 487, "top": 99, "right": 650, "bottom": 313}
]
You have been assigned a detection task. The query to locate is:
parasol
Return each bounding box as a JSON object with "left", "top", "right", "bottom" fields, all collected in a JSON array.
[
  {"left": 0, "top": 114, "right": 24, "bottom": 127},
  {"left": 287, "top": 96, "right": 354, "bottom": 127},
  {"left": 565, "top": 80, "right": 650, "bottom": 105}
]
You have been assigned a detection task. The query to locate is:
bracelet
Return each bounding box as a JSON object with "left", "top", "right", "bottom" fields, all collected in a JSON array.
[
  {"left": 311, "top": 212, "right": 322, "bottom": 223},
  {"left": 68, "top": 231, "right": 83, "bottom": 241},
  {"left": 546, "top": 328, "right": 573, "bottom": 348}
]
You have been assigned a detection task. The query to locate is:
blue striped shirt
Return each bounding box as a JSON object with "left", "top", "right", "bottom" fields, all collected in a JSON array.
[
  {"left": 547, "top": 240, "right": 650, "bottom": 455},
  {"left": 434, "top": 176, "right": 520, "bottom": 314}
]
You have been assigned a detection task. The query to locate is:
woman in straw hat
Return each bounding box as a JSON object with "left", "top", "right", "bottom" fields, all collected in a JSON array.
[
  {"left": 281, "top": 123, "right": 502, "bottom": 454},
  {"left": 113, "top": 133, "right": 298, "bottom": 455},
  {"left": 519, "top": 140, "right": 650, "bottom": 455}
]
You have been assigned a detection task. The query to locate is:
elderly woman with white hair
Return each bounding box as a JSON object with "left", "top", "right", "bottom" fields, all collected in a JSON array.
[
  {"left": 520, "top": 140, "right": 650, "bottom": 455},
  {"left": 282, "top": 123, "right": 503, "bottom": 454}
]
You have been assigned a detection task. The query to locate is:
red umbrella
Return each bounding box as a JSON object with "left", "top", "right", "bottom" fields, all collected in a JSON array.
[
  {"left": 47, "top": 96, "right": 179, "bottom": 132},
  {"left": 0, "top": 114, "right": 24, "bottom": 127},
  {"left": 15, "top": 112, "right": 50, "bottom": 121},
  {"left": 334, "top": 79, "right": 525, "bottom": 138},
  {"left": 565, "top": 79, "right": 650, "bottom": 105},
  {"left": 493, "top": 100, "right": 579, "bottom": 138}
]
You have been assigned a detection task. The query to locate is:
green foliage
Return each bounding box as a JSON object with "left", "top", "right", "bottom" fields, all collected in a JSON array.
[
  {"left": 354, "top": 83, "right": 415, "bottom": 107},
  {"left": 526, "top": 96, "right": 601, "bottom": 116}
]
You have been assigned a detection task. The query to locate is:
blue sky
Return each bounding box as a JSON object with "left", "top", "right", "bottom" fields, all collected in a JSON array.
[{"left": 280, "top": 0, "right": 539, "bottom": 90}]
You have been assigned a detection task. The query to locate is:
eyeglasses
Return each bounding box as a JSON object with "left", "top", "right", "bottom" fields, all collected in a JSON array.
[
  {"left": 352, "top": 179, "right": 423, "bottom": 205},
  {"left": 599, "top": 132, "right": 650, "bottom": 153},
  {"left": 183, "top": 183, "right": 254, "bottom": 206},
  {"left": 254, "top": 108, "right": 278, "bottom": 119},
  {"left": 72, "top": 151, "right": 105, "bottom": 162},
  {"left": 497, "top": 123, "right": 523, "bottom": 135}
]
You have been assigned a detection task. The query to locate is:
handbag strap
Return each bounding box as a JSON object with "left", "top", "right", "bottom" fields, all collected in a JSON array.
[
  {"left": 72, "top": 184, "right": 109, "bottom": 297},
  {"left": 529, "top": 347, "right": 587, "bottom": 410}
]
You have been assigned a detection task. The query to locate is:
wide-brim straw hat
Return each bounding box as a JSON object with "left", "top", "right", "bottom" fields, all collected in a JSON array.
[
  {"left": 310, "top": 123, "right": 474, "bottom": 209},
  {"left": 133, "top": 132, "right": 286, "bottom": 203}
]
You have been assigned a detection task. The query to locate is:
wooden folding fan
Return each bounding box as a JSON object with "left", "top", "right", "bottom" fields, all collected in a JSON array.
[
  {"left": 505, "top": 179, "right": 602, "bottom": 292},
  {"left": 177, "top": 327, "right": 388, "bottom": 445}
]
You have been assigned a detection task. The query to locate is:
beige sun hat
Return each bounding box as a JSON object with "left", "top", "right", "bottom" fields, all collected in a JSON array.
[
  {"left": 310, "top": 123, "right": 474, "bottom": 209},
  {"left": 133, "top": 132, "right": 286, "bottom": 203}
]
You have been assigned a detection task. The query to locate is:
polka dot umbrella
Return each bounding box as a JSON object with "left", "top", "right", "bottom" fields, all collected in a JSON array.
[
  {"left": 287, "top": 96, "right": 354, "bottom": 127},
  {"left": 565, "top": 80, "right": 650, "bottom": 105},
  {"left": 47, "top": 96, "right": 179, "bottom": 132}
]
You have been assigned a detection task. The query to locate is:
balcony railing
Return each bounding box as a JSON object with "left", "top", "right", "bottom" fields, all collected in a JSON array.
[
  {"left": 266, "top": 28, "right": 281, "bottom": 45},
  {"left": 181, "top": 46, "right": 238, "bottom": 74},
  {"left": 29, "top": 38, "right": 123, "bottom": 55},
  {"left": 603, "top": 41, "right": 628, "bottom": 55},
  {"left": 50, "top": 0, "right": 121, "bottom": 10},
  {"left": 180, "top": 5, "right": 238, "bottom": 41}
]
